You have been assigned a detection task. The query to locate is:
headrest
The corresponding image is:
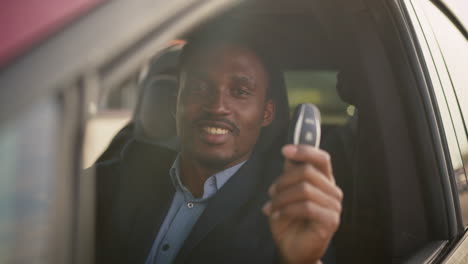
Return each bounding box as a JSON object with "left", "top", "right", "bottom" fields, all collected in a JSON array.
[
  {"left": 336, "top": 66, "right": 366, "bottom": 106},
  {"left": 133, "top": 46, "right": 181, "bottom": 147}
]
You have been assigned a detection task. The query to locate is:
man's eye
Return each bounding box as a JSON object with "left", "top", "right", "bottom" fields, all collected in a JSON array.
[{"left": 233, "top": 86, "right": 250, "bottom": 97}]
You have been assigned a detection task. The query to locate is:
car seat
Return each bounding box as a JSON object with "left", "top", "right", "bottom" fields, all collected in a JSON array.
[
  {"left": 327, "top": 69, "right": 389, "bottom": 264},
  {"left": 96, "top": 45, "right": 182, "bottom": 162}
]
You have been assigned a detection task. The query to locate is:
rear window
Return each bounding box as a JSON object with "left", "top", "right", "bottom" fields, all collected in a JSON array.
[{"left": 284, "top": 70, "right": 353, "bottom": 125}]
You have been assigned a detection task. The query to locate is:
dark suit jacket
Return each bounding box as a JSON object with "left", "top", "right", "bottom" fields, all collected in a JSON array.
[
  {"left": 95, "top": 139, "right": 284, "bottom": 264},
  {"left": 95, "top": 139, "right": 336, "bottom": 264}
]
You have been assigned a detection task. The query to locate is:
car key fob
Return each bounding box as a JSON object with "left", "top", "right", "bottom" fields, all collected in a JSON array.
[{"left": 287, "top": 103, "right": 321, "bottom": 147}]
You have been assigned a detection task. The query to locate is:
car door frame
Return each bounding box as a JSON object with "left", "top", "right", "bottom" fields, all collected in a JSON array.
[{"left": 397, "top": 0, "right": 468, "bottom": 262}]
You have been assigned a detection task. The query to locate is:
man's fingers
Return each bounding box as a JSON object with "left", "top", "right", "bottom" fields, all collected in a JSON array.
[
  {"left": 270, "top": 182, "right": 342, "bottom": 213},
  {"left": 269, "top": 165, "right": 343, "bottom": 201},
  {"left": 270, "top": 201, "right": 341, "bottom": 233},
  {"left": 263, "top": 145, "right": 341, "bottom": 264},
  {"left": 282, "top": 145, "right": 333, "bottom": 179}
]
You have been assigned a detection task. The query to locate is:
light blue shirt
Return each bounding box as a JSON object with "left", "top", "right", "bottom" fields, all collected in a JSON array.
[{"left": 145, "top": 155, "right": 246, "bottom": 264}]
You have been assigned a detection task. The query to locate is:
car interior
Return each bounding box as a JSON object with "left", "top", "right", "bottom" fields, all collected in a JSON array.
[{"left": 87, "top": 0, "right": 464, "bottom": 263}]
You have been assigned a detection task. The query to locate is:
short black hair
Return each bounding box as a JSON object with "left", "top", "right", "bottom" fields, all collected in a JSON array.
[{"left": 179, "top": 22, "right": 284, "bottom": 101}]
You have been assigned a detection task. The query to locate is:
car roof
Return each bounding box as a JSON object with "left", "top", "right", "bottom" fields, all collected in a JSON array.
[{"left": 0, "top": 0, "right": 106, "bottom": 68}]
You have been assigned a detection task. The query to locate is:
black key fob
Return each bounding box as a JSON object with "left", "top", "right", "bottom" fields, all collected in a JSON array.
[{"left": 287, "top": 103, "right": 321, "bottom": 147}]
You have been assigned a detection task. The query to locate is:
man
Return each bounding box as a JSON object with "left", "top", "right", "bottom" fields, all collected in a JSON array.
[{"left": 95, "top": 37, "right": 343, "bottom": 264}]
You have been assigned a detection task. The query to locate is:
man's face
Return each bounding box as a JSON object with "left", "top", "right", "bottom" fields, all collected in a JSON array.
[{"left": 176, "top": 44, "right": 275, "bottom": 170}]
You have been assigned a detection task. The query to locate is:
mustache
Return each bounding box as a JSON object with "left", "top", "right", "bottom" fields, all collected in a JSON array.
[{"left": 192, "top": 116, "right": 240, "bottom": 135}]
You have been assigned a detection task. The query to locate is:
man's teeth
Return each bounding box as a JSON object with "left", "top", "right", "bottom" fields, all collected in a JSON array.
[{"left": 204, "top": 126, "right": 229, "bottom": 135}]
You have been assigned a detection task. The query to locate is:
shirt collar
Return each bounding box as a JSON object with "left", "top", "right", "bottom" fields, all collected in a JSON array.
[{"left": 169, "top": 154, "right": 246, "bottom": 200}]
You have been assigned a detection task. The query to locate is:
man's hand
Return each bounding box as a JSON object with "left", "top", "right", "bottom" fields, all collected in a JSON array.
[{"left": 262, "top": 145, "right": 343, "bottom": 264}]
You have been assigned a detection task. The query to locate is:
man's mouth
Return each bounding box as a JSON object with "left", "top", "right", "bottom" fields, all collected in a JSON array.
[
  {"left": 203, "top": 126, "right": 230, "bottom": 135},
  {"left": 193, "top": 119, "right": 239, "bottom": 145},
  {"left": 195, "top": 118, "right": 240, "bottom": 136}
]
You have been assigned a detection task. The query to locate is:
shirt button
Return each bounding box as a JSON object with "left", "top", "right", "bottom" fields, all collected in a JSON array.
[
  {"left": 187, "top": 202, "right": 194, "bottom": 208},
  {"left": 162, "top": 244, "right": 170, "bottom": 251}
]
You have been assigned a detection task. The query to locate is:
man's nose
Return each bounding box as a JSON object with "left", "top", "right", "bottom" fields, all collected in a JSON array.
[{"left": 203, "top": 88, "right": 230, "bottom": 115}]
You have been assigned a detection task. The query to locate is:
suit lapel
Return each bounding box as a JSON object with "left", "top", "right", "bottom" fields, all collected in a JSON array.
[
  {"left": 120, "top": 142, "right": 177, "bottom": 263},
  {"left": 174, "top": 153, "right": 265, "bottom": 263}
]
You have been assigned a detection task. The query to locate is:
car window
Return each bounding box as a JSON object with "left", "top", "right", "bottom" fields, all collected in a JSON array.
[
  {"left": 0, "top": 97, "right": 61, "bottom": 263},
  {"left": 422, "top": 0, "right": 468, "bottom": 129},
  {"left": 420, "top": 0, "right": 468, "bottom": 226},
  {"left": 82, "top": 75, "right": 138, "bottom": 168},
  {"left": 284, "top": 70, "right": 353, "bottom": 125}
]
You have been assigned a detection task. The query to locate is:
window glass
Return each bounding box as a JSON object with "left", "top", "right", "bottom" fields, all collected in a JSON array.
[
  {"left": 104, "top": 76, "right": 139, "bottom": 110},
  {"left": 284, "top": 70, "right": 352, "bottom": 125},
  {"left": 0, "top": 98, "right": 60, "bottom": 263},
  {"left": 421, "top": 0, "right": 468, "bottom": 226},
  {"left": 83, "top": 76, "right": 138, "bottom": 168},
  {"left": 84, "top": 44, "right": 182, "bottom": 167},
  {"left": 423, "top": 1, "right": 468, "bottom": 128}
]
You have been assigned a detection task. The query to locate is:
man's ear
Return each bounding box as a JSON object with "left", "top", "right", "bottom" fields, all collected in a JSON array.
[{"left": 262, "top": 99, "right": 275, "bottom": 127}]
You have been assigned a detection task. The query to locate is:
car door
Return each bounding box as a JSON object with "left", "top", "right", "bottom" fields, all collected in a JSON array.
[
  {"left": 402, "top": 0, "right": 468, "bottom": 262},
  {"left": 0, "top": 1, "right": 241, "bottom": 264}
]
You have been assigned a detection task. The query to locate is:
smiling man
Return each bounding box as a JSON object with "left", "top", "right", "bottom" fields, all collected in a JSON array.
[
  {"left": 95, "top": 36, "right": 342, "bottom": 264},
  {"left": 174, "top": 43, "right": 275, "bottom": 198}
]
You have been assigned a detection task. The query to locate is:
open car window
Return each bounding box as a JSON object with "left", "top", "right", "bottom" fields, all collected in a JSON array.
[
  {"left": 86, "top": 0, "right": 468, "bottom": 263},
  {"left": 285, "top": 70, "right": 354, "bottom": 125}
]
